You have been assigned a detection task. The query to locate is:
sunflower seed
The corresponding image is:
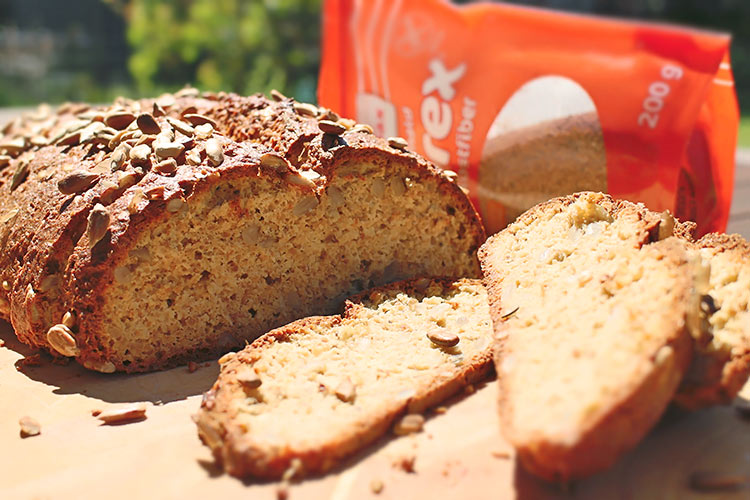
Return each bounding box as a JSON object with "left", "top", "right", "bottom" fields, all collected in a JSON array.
[
  {"left": 79, "top": 122, "right": 105, "bottom": 143},
  {"left": 117, "top": 170, "right": 139, "bottom": 189},
  {"left": 0, "top": 155, "right": 11, "bottom": 168},
  {"left": 145, "top": 185, "right": 166, "bottom": 200},
  {"left": 350, "top": 124, "right": 374, "bottom": 134},
  {"left": 387, "top": 136, "right": 408, "bottom": 151},
  {"left": 370, "top": 479, "right": 384, "bottom": 494},
  {"left": 46, "top": 324, "right": 79, "bottom": 357},
  {"left": 58, "top": 171, "right": 99, "bottom": 195},
  {"left": 427, "top": 330, "right": 459, "bottom": 348},
  {"left": 62, "top": 311, "right": 76, "bottom": 329},
  {"left": 293, "top": 195, "right": 319, "bottom": 216},
  {"left": 334, "top": 378, "right": 356, "bottom": 403},
  {"left": 154, "top": 158, "right": 178, "bottom": 175},
  {"left": 97, "top": 404, "right": 147, "bottom": 424},
  {"left": 0, "top": 137, "right": 26, "bottom": 154},
  {"left": 83, "top": 359, "right": 116, "bottom": 373},
  {"left": 113, "top": 266, "right": 132, "bottom": 284},
  {"left": 175, "top": 86, "right": 199, "bottom": 98},
  {"left": 152, "top": 102, "right": 166, "bottom": 117},
  {"left": 136, "top": 113, "right": 161, "bottom": 135},
  {"left": 205, "top": 139, "right": 224, "bottom": 166},
  {"left": 104, "top": 111, "right": 136, "bottom": 130},
  {"left": 293, "top": 102, "right": 318, "bottom": 117},
  {"left": 442, "top": 169, "right": 458, "bottom": 181},
  {"left": 166, "top": 197, "right": 185, "bottom": 213},
  {"left": 194, "top": 123, "right": 214, "bottom": 140},
  {"left": 259, "top": 153, "right": 288, "bottom": 173},
  {"left": 87, "top": 204, "right": 110, "bottom": 248},
  {"left": 270, "top": 89, "right": 286, "bottom": 102},
  {"left": 183, "top": 114, "right": 216, "bottom": 127},
  {"left": 185, "top": 149, "right": 202, "bottom": 166},
  {"left": 110, "top": 144, "right": 130, "bottom": 171},
  {"left": 154, "top": 140, "right": 184, "bottom": 160},
  {"left": 318, "top": 120, "right": 346, "bottom": 135},
  {"left": 286, "top": 172, "right": 316, "bottom": 189},
  {"left": 0, "top": 208, "right": 19, "bottom": 224},
  {"left": 317, "top": 108, "right": 340, "bottom": 121},
  {"left": 393, "top": 414, "right": 425, "bottom": 435},
  {"left": 167, "top": 117, "right": 194, "bottom": 137},
  {"left": 129, "top": 144, "right": 152, "bottom": 166},
  {"left": 10, "top": 161, "right": 30, "bottom": 191},
  {"left": 156, "top": 93, "right": 176, "bottom": 109},
  {"left": 19, "top": 416, "right": 41, "bottom": 437}
]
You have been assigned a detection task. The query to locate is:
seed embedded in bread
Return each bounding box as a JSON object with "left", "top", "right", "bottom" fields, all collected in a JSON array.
[
  {"left": 58, "top": 171, "right": 100, "bottom": 195},
  {"left": 86, "top": 204, "right": 110, "bottom": 248}
]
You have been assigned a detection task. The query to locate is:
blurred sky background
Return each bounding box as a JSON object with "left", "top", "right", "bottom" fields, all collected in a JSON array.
[{"left": 0, "top": 0, "right": 747, "bottom": 138}]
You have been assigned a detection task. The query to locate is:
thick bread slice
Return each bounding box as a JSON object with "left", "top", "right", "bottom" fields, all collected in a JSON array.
[
  {"left": 478, "top": 192, "right": 699, "bottom": 482},
  {"left": 0, "top": 92, "right": 484, "bottom": 372},
  {"left": 675, "top": 232, "right": 750, "bottom": 409},
  {"left": 194, "top": 278, "right": 493, "bottom": 479}
]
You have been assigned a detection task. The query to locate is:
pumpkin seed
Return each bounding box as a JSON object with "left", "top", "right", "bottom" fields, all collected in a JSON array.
[
  {"left": 167, "top": 117, "right": 194, "bottom": 137},
  {"left": 58, "top": 171, "right": 100, "bottom": 195},
  {"left": 270, "top": 89, "right": 286, "bottom": 102},
  {"left": 136, "top": 113, "right": 161, "bottom": 135},
  {"left": 318, "top": 120, "right": 346, "bottom": 135},
  {"left": 426, "top": 330, "right": 459, "bottom": 348},
  {"left": 129, "top": 144, "right": 152, "bottom": 166},
  {"left": 183, "top": 114, "right": 216, "bottom": 127},
  {"left": 10, "top": 161, "right": 30, "bottom": 191},
  {"left": 104, "top": 111, "right": 136, "bottom": 130},
  {"left": 46, "top": 324, "right": 79, "bottom": 357},
  {"left": 87, "top": 203, "right": 110, "bottom": 248},
  {"left": 259, "top": 153, "right": 288, "bottom": 173},
  {"left": 387, "top": 136, "right": 408, "bottom": 151},
  {"left": 393, "top": 414, "right": 425, "bottom": 436},
  {"left": 0, "top": 137, "right": 26, "bottom": 154},
  {"left": 205, "top": 138, "right": 224, "bottom": 166},
  {"left": 154, "top": 158, "right": 178, "bottom": 175},
  {"left": 293, "top": 102, "right": 318, "bottom": 117},
  {"left": 19, "top": 416, "right": 41, "bottom": 438},
  {"left": 194, "top": 123, "right": 214, "bottom": 140}
]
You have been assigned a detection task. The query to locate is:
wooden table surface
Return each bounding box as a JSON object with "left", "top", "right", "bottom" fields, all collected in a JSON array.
[{"left": 1, "top": 109, "right": 749, "bottom": 499}]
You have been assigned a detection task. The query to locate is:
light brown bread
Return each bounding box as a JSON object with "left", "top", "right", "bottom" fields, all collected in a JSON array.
[
  {"left": 0, "top": 91, "right": 484, "bottom": 372},
  {"left": 194, "top": 277, "right": 493, "bottom": 479},
  {"left": 675, "top": 232, "right": 750, "bottom": 409},
  {"left": 478, "top": 192, "right": 700, "bottom": 481}
]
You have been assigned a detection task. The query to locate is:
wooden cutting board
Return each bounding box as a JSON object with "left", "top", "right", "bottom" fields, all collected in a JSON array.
[{"left": 2, "top": 318, "right": 749, "bottom": 500}]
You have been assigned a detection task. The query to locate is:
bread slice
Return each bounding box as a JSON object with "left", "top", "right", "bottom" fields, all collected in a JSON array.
[
  {"left": 0, "top": 92, "right": 484, "bottom": 372},
  {"left": 194, "top": 277, "right": 493, "bottom": 479},
  {"left": 478, "top": 192, "right": 700, "bottom": 481},
  {"left": 675, "top": 232, "right": 750, "bottom": 409}
]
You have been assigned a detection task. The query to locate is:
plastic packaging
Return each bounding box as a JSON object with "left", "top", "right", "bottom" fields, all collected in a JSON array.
[{"left": 319, "top": 0, "right": 738, "bottom": 235}]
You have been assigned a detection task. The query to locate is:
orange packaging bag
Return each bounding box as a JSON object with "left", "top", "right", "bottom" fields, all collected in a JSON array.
[{"left": 319, "top": 0, "right": 738, "bottom": 235}]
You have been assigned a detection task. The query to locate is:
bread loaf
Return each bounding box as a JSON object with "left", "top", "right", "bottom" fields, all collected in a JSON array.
[
  {"left": 194, "top": 277, "right": 493, "bottom": 479},
  {"left": 0, "top": 91, "right": 484, "bottom": 372},
  {"left": 478, "top": 192, "right": 700, "bottom": 481},
  {"left": 675, "top": 232, "right": 750, "bottom": 409}
]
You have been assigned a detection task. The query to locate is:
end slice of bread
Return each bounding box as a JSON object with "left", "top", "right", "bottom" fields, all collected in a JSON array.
[
  {"left": 194, "top": 277, "right": 493, "bottom": 479},
  {"left": 675, "top": 232, "right": 750, "bottom": 409},
  {"left": 478, "top": 192, "right": 699, "bottom": 481}
]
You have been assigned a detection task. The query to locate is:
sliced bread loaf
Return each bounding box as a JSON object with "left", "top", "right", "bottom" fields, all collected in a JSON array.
[
  {"left": 675, "top": 232, "right": 750, "bottom": 409},
  {"left": 194, "top": 277, "right": 493, "bottom": 479},
  {"left": 478, "top": 192, "right": 700, "bottom": 481},
  {"left": 0, "top": 92, "right": 484, "bottom": 372}
]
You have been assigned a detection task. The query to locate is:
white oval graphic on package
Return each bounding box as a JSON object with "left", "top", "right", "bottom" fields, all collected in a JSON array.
[{"left": 478, "top": 76, "right": 607, "bottom": 234}]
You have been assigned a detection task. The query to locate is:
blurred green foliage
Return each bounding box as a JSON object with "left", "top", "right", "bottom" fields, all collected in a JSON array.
[{"left": 122, "top": 0, "right": 321, "bottom": 102}]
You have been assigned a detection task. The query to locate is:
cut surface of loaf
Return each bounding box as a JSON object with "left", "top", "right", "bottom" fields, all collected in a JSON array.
[
  {"left": 478, "top": 192, "right": 698, "bottom": 481},
  {"left": 675, "top": 232, "right": 750, "bottom": 409},
  {"left": 0, "top": 92, "right": 484, "bottom": 372},
  {"left": 194, "top": 277, "right": 493, "bottom": 479}
]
